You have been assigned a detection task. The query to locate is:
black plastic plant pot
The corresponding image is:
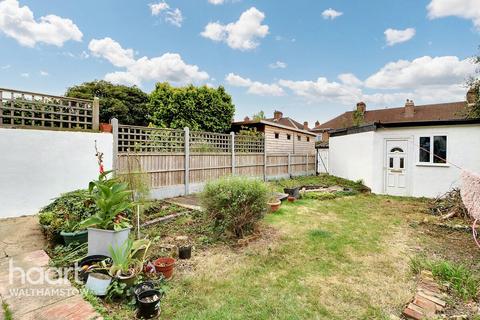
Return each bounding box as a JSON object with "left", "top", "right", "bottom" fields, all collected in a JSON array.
[
  {"left": 78, "top": 255, "right": 111, "bottom": 282},
  {"left": 284, "top": 187, "right": 300, "bottom": 199},
  {"left": 134, "top": 281, "right": 155, "bottom": 298},
  {"left": 137, "top": 290, "right": 162, "bottom": 319},
  {"left": 178, "top": 245, "right": 192, "bottom": 260}
]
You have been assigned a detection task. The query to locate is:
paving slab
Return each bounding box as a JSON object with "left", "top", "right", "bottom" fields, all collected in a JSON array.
[
  {"left": 0, "top": 216, "right": 45, "bottom": 258},
  {"left": 167, "top": 194, "right": 203, "bottom": 211}
]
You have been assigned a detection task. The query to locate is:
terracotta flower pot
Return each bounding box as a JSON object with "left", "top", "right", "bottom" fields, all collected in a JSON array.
[
  {"left": 153, "top": 257, "right": 176, "bottom": 279},
  {"left": 287, "top": 196, "right": 296, "bottom": 202},
  {"left": 268, "top": 200, "right": 281, "bottom": 212},
  {"left": 99, "top": 123, "right": 113, "bottom": 133}
]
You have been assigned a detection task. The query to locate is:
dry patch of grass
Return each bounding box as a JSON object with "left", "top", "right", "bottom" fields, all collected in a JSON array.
[{"left": 160, "top": 195, "right": 424, "bottom": 319}]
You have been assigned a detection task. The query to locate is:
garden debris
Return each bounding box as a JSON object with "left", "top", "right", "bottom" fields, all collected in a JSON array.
[
  {"left": 403, "top": 270, "right": 447, "bottom": 320},
  {"left": 141, "top": 212, "right": 187, "bottom": 228},
  {"left": 428, "top": 188, "right": 469, "bottom": 220}
]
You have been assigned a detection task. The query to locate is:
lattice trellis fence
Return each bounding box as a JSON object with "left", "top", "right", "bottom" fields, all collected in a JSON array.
[
  {"left": 114, "top": 120, "right": 316, "bottom": 199},
  {"left": 0, "top": 88, "right": 99, "bottom": 130}
]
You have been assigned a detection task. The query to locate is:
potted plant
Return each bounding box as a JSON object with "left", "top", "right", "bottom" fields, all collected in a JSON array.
[
  {"left": 131, "top": 238, "right": 152, "bottom": 262},
  {"left": 284, "top": 186, "right": 300, "bottom": 199},
  {"left": 85, "top": 272, "right": 112, "bottom": 296},
  {"left": 267, "top": 195, "right": 281, "bottom": 212},
  {"left": 153, "top": 257, "right": 176, "bottom": 279},
  {"left": 78, "top": 255, "right": 112, "bottom": 282},
  {"left": 109, "top": 239, "right": 142, "bottom": 287},
  {"left": 60, "top": 219, "right": 88, "bottom": 245},
  {"left": 137, "top": 289, "right": 162, "bottom": 319},
  {"left": 99, "top": 123, "right": 113, "bottom": 133},
  {"left": 80, "top": 171, "right": 133, "bottom": 257}
]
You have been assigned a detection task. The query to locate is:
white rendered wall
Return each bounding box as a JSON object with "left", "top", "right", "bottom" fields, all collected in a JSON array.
[
  {"left": 0, "top": 128, "right": 113, "bottom": 218},
  {"left": 328, "top": 131, "right": 376, "bottom": 188},
  {"left": 329, "top": 124, "right": 480, "bottom": 198}
]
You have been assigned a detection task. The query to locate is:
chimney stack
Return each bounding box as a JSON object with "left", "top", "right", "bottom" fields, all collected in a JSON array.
[
  {"left": 315, "top": 120, "right": 320, "bottom": 128},
  {"left": 356, "top": 102, "right": 366, "bottom": 113},
  {"left": 405, "top": 99, "right": 415, "bottom": 118},
  {"left": 303, "top": 121, "right": 309, "bottom": 130},
  {"left": 244, "top": 116, "right": 250, "bottom": 121},
  {"left": 273, "top": 110, "right": 283, "bottom": 120},
  {"left": 467, "top": 87, "right": 478, "bottom": 105}
]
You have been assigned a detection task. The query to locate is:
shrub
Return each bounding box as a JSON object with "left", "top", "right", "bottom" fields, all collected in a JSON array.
[
  {"left": 39, "top": 189, "right": 98, "bottom": 241},
  {"left": 201, "top": 177, "right": 268, "bottom": 239}
]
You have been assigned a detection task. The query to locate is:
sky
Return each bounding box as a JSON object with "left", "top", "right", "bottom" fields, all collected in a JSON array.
[{"left": 0, "top": 0, "right": 479, "bottom": 125}]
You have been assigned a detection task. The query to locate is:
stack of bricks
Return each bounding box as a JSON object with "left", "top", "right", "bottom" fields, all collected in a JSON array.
[{"left": 403, "top": 270, "right": 447, "bottom": 320}]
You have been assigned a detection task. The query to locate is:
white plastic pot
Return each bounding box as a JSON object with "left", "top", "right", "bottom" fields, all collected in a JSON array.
[
  {"left": 87, "top": 227, "right": 131, "bottom": 257},
  {"left": 85, "top": 272, "right": 112, "bottom": 296}
]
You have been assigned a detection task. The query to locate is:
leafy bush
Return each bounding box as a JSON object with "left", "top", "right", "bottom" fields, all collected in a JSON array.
[
  {"left": 201, "top": 177, "right": 268, "bottom": 239},
  {"left": 39, "top": 190, "right": 98, "bottom": 241}
]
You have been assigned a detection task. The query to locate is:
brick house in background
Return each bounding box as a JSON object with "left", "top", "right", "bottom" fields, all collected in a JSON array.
[
  {"left": 231, "top": 111, "right": 316, "bottom": 154},
  {"left": 311, "top": 99, "right": 470, "bottom": 144}
]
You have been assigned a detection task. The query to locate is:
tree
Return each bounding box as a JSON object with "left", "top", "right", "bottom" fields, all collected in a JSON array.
[
  {"left": 252, "top": 110, "right": 266, "bottom": 120},
  {"left": 467, "top": 52, "right": 480, "bottom": 119},
  {"left": 148, "top": 82, "right": 235, "bottom": 132},
  {"left": 65, "top": 81, "right": 149, "bottom": 126}
]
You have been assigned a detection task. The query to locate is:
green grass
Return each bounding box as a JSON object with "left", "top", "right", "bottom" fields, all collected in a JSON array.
[
  {"left": 2, "top": 301, "right": 13, "bottom": 320},
  {"left": 159, "top": 194, "right": 417, "bottom": 319},
  {"left": 410, "top": 255, "right": 479, "bottom": 300}
]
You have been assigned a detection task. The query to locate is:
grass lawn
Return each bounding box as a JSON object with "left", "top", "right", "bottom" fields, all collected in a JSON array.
[{"left": 159, "top": 194, "right": 426, "bottom": 319}]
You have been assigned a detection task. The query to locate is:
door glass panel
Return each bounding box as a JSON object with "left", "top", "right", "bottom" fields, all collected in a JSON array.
[
  {"left": 419, "top": 137, "right": 431, "bottom": 162},
  {"left": 390, "top": 147, "right": 404, "bottom": 153},
  {"left": 389, "top": 157, "right": 394, "bottom": 168},
  {"left": 400, "top": 158, "right": 405, "bottom": 169},
  {"left": 433, "top": 136, "right": 447, "bottom": 163}
]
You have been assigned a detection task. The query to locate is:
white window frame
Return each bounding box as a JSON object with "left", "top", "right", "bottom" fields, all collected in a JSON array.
[{"left": 417, "top": 134, "right": 449, "bottom": 167}]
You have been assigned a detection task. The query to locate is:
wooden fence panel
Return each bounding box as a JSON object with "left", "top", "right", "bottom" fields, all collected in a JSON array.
[
  {"left": 236, "top": 153, "right": 264, "bottom": 177},
  {"left": 189, "top": 153, "right": 232, "bottom": 184}
]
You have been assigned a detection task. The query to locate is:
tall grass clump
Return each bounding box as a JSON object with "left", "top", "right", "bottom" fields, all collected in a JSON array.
[{"left": 201, "top": 177, "right": 268, "bottom": 239}]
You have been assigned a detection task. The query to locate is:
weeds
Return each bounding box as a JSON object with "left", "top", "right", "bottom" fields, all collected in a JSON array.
[
  {"left": 410, "top": 255, "right": 479, "bottom": 300},
  {"left": 2, "top": 301, "right": 13, "bottom": 320}
]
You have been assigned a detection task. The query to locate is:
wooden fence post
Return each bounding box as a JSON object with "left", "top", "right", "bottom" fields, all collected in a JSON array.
[
  {"left": 184, "top": 127, "right": 190, "bottom": 196},
  {"left": 231, "top": 132, "right": 235, "bottom": 176},
  {"left": 92, "top": 97, "right": 100, "bottom": 131},
  {"left": 111, "top": 118, "right": 118, "bottom": 174}
]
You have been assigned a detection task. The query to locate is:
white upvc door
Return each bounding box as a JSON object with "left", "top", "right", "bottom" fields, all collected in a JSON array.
[{"left": 384, "top": 140, "right": 409, "bottom": 196}]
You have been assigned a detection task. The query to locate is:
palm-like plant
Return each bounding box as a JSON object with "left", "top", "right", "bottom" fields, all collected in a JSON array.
[
  {"left": 108, "top": 239, "right": 142, "bottom": 277},
  {"left": 81, "top": 171, "right": 133, "bottom": 231}
]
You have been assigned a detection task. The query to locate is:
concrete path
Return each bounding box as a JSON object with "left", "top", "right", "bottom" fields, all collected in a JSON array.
[
  {"left": 0, "top": 216, "right": 101, "bottom": 320},
  {"left": 167, "top": 194, "right": 203, "bottom": 211}
]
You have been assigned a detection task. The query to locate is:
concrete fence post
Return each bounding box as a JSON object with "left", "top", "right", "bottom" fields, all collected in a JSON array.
[
  {"left": 111, "top": 118, "right": 118, "bottom": 174},
  {"left": 288, "top": 153, "right": 291, "bottom": 177},
  {"left": 263, "top": 134, "right": 267, "bottom": 181},
  {"left": 306, "top": 154, "right": 309, "bottom": 175},
  {"left": 184, "top": 127, "right": 190, "bottom": 196},
  {"left": 92, "top": 97, "right": 100, "bottom": 131},
  {"left": 231, "top": 132, "right": 235, "bottom": 176}
]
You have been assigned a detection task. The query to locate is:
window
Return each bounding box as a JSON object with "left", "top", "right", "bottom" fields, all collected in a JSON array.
[
  {"left": 390, "top": 147, "right": 404, "bottom": 153},
  {"left": 389, "top": 157, "right": 394, "bottom": 168},
  {"left": 400, "top": 157, "right": 405, "bottom": 169},
  {"left": 297, "top": 135, "right": 301, "bottom": 141},
  {"left": 307, "top": 137, "right": 310, "bottom": 142},
  {"left": 419, "top": 135, "right": 447, "bottom": 164},
  {"left": 287, "top": 134, "right": 291, "bottom": 140},
  {"left": 274, "top": 132, "right": 279, "bottom": 139}
]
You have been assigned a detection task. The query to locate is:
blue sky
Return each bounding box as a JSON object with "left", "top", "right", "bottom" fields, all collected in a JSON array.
[{"left": 0, "top": 0, "right": 479, "bottom": 125}]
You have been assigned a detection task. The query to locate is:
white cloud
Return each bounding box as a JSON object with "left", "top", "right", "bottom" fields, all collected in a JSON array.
[
  {"left": 269, "top": 61, "right": 287, "bottom": 69},
  {"left": 201, "top": 7, "right": 269, "bottom": 51},
  {"left": 384, "top": 28, "right": 416, "bottom": 46},
  {"left": 165, "top": 8, "right": 183, "bottom": 27},
  {"left": 20, "top": 72, "right": 29, "bottom": 78},
  {"left": 40, "top": 70, "right": 49, "bottom": 76},
  {"left": 322, "top": 8, "right": 343, "bottom": 20},
  {"left": 149, "top": 2, "right": 183, "bottom": 27},
  {"left": 0, "top": 0, "right": 82, "bottom": 47},
  {"left": 1, "top": 64, "right": 11, "bottom": 70},
  {"left": 427, "top": 0, "right": 480, "bottom": 29},
  {"left": 225, "top": 73, "right": 284, "bottom": 96},
  {"left": 279, "top": 77, "right": 362, "bottom": 104},
  {"left": 338, "top": 73, "right": 363, "bottom": 87},
  {"left": 89, "top": 37, "right": 135, "bottom": 68},
  {"left": 365, "top": 56, "right": 475, "bottom": 89},
  {"left": 150, "top": 2, "right": 169, "bottom": 15},
  {"left": 89, "top": 37, "right": 209, "bottom": 86},
  {"left": 208, "top": 0, "right": 224, "bottom": 4}
]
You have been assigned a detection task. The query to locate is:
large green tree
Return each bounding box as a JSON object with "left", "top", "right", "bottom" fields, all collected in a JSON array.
[
  {"left": 65, "top": 80, "right": 149, "bottom": 125},
  {"left": 148, "top": 82, "right": 235, "bottom": 132}
]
